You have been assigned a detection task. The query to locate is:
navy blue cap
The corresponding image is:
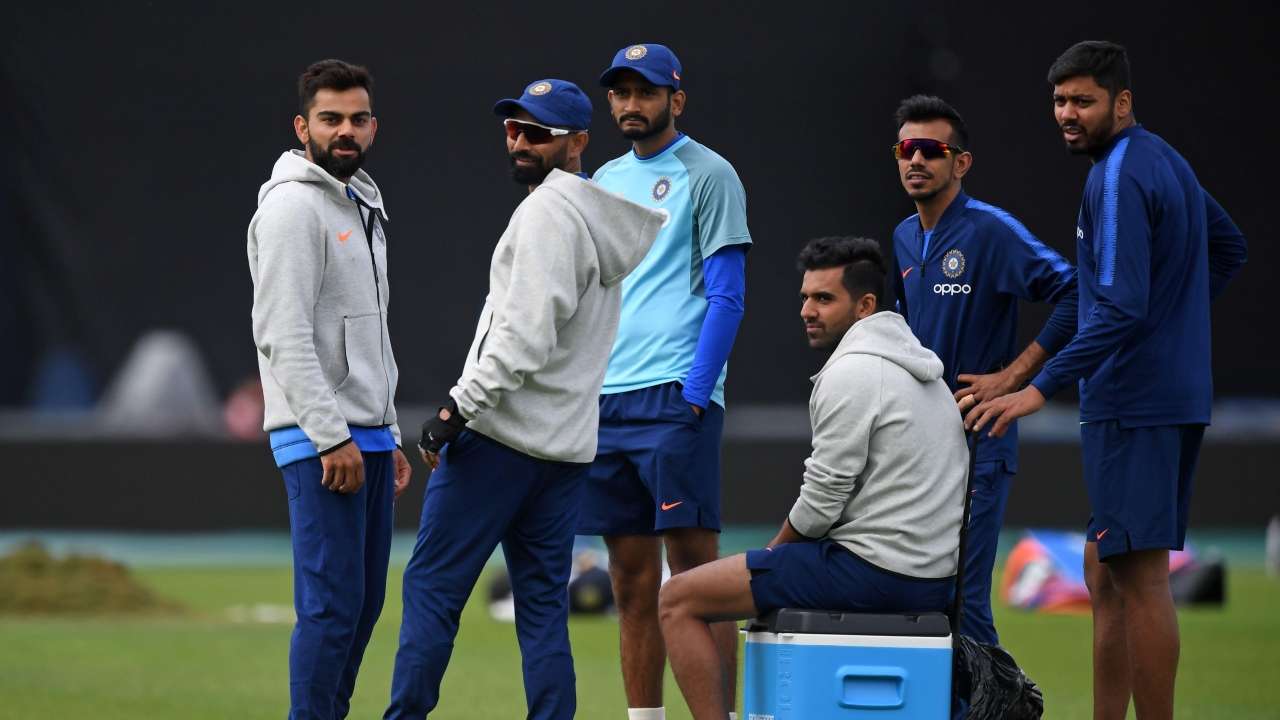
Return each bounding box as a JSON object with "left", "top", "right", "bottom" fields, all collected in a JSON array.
[
  {"left": 493, "top": 79, "right": 593, "bottom": 131},
  {"left": 599, "top": 44, "right": 682, "bottom": 90}
]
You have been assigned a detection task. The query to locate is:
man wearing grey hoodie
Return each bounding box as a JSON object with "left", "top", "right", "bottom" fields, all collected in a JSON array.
[
  {"left": 247, "top": 60, "right": 411, "bottom": 720},
  {"left": 658, "top": 237, "right": 968, "bottom": 720},
  {"left": 385, "top": 80, "right": 664, "bottom": 720}
]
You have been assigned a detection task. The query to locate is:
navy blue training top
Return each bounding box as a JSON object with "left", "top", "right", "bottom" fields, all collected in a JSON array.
[
  {"left": 1031, "top": 125, "right": 1247, "bottom": 426},
  {"left": 893, "top": 190, "right": 1079, "bottom": 471}
]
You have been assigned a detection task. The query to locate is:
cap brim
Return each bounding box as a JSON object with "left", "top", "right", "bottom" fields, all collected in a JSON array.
[
  {"left": 492, "top": 98, "right": 579, "bottom": 129},
  {"left": 599, "top": 65, "right": 677, "bottom": 89}
]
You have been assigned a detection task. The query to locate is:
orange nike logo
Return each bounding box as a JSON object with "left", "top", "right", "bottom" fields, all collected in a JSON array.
[
  {"left": 901, "top": 266, "right": 914, "bottom": 279},
  {"left": 338, "top": 230, "right": 353, "bottom": 242},
  {"left": 660, "top": 501, "right": 684, "bottom": 511},
  {"left": 1096, "top": 528, "right": 1109, "bottom": 540}
]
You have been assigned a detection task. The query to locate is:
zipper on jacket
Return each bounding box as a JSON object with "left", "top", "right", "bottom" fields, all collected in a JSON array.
[{"left": 350, "top": 187, "right": 394, "bottom": 426}]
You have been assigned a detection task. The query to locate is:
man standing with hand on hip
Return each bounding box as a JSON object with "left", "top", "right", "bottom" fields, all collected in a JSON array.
[
  {"left": 579, "top": 43, "right": 752, "bottom": 720},
  {"left": 248, "top": 59, "right": 412, "bottom": 719}
]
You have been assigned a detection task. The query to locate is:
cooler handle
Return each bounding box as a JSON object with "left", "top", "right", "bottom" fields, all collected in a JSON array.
[{"left": 836, "top": 665, "right": 906, "bottom": 709}]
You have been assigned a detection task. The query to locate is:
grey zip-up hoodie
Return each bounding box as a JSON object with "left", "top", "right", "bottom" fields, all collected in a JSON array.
[
  {"left": 248, "top": 150, "right": 400, "bottom": 451},
  {"left": 788, "top": 311, "right": 966, "bottom": 579},
  {"left": 451, "top": 169, "right": 664, "bottom": 463}
]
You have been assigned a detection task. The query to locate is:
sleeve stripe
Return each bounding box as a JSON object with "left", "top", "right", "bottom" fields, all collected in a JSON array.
[
  {"left": 1099, "top": 137, "right": 1131, "bottom": 287},
  {"left": 964, "top": 198, "right": 1072, "bottom": 276}
]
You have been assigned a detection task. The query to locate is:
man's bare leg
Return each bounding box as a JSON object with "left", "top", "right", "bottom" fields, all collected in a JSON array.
[
  {"left": 1085, "top": 541, "right": 1131, "bottom": 719},
  {"left": 605, "top": 534, "right": 666, "bottom": 710},
  {"left": 1110, "top": 548, "right": 1178, "bottom": 720},
  {"left": 659, "top": 554, "right": 756, "bottom": 720},
  {"left": 665, "top": 527, "right": 738, "bottom": 714}
]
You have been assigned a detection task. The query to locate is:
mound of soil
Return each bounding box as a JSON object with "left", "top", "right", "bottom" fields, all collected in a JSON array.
[{"left": 0, "top": 541, "right": 181, "bottom": 615}]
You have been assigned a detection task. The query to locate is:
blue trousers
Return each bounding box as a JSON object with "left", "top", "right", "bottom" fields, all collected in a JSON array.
[
  {"left": 283, "top": 450, "right": 395, "bottom": 720},
  {"left": 385, "top": 430, "right": 585, "bottom": 720},
  {"left": 959, "top": 461, "right": 1013, "bottom": 646}
]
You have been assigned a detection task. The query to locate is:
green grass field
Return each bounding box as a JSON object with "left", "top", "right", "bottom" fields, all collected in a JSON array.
[{"left": 2, "top": 559, "right": 1278, "bottom": 719}]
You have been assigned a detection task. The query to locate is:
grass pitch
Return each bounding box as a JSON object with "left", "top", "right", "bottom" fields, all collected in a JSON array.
[{"left": 1, "top": 563, "right": 1277, "bottom": 718}]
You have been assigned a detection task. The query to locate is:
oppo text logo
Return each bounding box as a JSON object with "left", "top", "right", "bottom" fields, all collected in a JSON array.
[{"left": 933, "top": 283, "right": 972, "bottom": 295}]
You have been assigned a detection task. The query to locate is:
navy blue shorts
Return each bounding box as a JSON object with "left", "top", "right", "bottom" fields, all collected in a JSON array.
[
  {"left": 1081, "top": 421, "right": 1205, "bottom": 561},
  {"left": 745, "top": 540, "right": 954, "bottom": 616},
  {"left": 578, "top": 382, "right": 724, "bottom": 536}
]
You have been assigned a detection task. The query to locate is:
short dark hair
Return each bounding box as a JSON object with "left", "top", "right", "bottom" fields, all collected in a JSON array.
[
  {"left": 298, "top": 59, "right": 374, "bottom": 116},
  {"left": 1047, "top": 41, "right": 1131, "bottom": 102},
  {"left": 894, "top": 95, "right": 969, "bottom": 149},
  {"left": 796, "top": 236, "right": 888, "bottom": 311}
]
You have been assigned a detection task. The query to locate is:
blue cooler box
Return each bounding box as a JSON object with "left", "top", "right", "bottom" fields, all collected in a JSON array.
[{"left": 743, "top": 609, "right": 953, "bottom": 719}]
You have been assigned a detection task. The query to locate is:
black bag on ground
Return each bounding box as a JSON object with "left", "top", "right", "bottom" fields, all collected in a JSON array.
[{"left": 952, "top": 635, "right": 1044, "bottom": 719}]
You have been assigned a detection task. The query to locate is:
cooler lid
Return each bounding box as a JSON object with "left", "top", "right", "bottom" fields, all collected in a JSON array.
[{"left": 745, "top": 609, "right": 951, "bottom": 637}]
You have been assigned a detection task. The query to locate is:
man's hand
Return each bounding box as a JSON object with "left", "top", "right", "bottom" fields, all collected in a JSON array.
[
  {"left": 418, "top": 401, "right": 467, "bottom": 471},
  {"left": 320, "top": 441, "right": 365, "bottom": 494},
  {"left": 393, "top": 447, "right": 412, "bottom": 500},
  {"left": 954, "top": 368, "right": 1021, "bottom": 414},
  {"left": 964, "top": 386, "right": 1046, "bottom": 438},
  {"left": 766, "top": 518, "right": 810, "bottom": 549}
]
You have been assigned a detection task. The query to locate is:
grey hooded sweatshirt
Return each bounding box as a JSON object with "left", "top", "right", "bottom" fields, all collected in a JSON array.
[
  {"left": 451, "top": 169, "right": 664, "bottom": 463},
  {"left": 788, "top": 311, "right": 967, "bottom": 579},
  {"left": 248, "top": 150, "right": 400, "bottom": 451}
]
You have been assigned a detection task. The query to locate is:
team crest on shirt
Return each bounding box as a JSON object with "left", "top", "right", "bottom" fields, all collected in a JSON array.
[
  {"left": 651, "top": 177, "right": 672, "bottom": 202},
  {"left": 528, "top": 81, "right": 552, "bottom": 96},
  {"left": 941, "top": 249, "right": 966, "bottom": 278},
  {"left": 625, "top": 45, "right": 648, "bottom": 61}
]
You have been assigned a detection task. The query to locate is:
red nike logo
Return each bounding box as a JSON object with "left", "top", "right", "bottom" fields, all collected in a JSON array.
[
  {"left": 1096, "top": 528, "right": 1109, "bottom": 540},
  {"left": 338, "top": 230, "right": 352, "bottom": 243},
  {"left": 660, "top": 501, "right": 684, "bottom": 511},
  {"left": 901, "top": 266, "right": 915, "bottom": 279}
]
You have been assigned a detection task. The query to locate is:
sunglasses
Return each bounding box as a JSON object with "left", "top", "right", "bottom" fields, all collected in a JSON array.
[
  {"left": 503, "top": 118, "right": 577, "bottom": 145},
  {"left": 892, "top": 138, "right": 966, "bottom": 160}
]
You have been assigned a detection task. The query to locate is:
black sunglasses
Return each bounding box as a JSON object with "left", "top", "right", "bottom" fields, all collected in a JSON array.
[
  {"left": 892, "top": 137, "right": 966, "bottom": 160},
  {"left": 503, "top": 118, "right": 577, "bottom": 145}
]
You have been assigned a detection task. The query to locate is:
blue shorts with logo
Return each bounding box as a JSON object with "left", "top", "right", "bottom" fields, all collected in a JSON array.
[
  {"left": 745, "top": 540, "right": 954, "bottom": 615},
  {"left": 1082, "top": 421, "right": 1205, "bottom": 561},
  {"left": 578, "top": 381, "right": 724, "bottom": 536}
]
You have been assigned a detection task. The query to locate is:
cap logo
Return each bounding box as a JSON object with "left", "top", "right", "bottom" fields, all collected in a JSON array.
[
  {"left": 625, "top": 45, "right": 648, "bottom": 61},
  {"left": 528, "top": 81, "right": 552, "bottom": 96},
  {"left": 672, "top": 70, "right": 681, "bottom": 81},
  {"left": 941, "top": 249, "right": 966, "bottom": 279},
  {"left": 652, "top": 177, "right": 672, "bottom": 202}
]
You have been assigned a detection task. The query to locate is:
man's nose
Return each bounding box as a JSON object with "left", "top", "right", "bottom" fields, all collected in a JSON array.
[
  {"left": 911, "top": 148, "right": 926, "bottom": 164},
  {"left": 800, "top": 300, "right": 815, "bottom": 319},
  {"left": 511, "top": 131, "right": 531, "bottom": 152}
]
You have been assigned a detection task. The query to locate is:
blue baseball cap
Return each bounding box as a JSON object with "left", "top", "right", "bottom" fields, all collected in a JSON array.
[
  {"left": 599, "top": 43, "right": 682, "bottom": 90},
  {"left": 493, "top": 79, "right": 593, "bottom": 131}
]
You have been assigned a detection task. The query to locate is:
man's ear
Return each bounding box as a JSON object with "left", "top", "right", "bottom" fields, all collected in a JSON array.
[
  {"left": 856, "top": 292, "right": 879, "bottom": 320},
  {"left": 293, "top": 115, "right": 309, "bottom": 145},
  {"left": 953, "top": 150, "right": 973, "bottom": 180},
  {"left": 1114, "top": 88, "right": 1133, "bottom": 121},
  {"left": 670, "top": 89, "right": 687, "bottom": 118}
]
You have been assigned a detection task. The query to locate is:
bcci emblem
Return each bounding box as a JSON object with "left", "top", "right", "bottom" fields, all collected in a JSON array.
[
  {"left": 625, "top": 45, "right": 648, "bottom": 61},
  {"left": 941, "top": 249, "right": 966, "bottom": 279},
  {"left": 528, "top": 81, "right": 552, "bottom": 96},
  {"left": 651, "top": 177, "right": 672, "bottom": 202}
]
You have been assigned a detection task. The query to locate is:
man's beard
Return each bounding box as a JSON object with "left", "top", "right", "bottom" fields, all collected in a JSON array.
[
  {"left": 618, "top": 102, "right": 673, "bottom": 141},
  {"left": 309, "top": 137, "right": 366, "bottom": 179},
  {"left": 1066, "top": 110, "right": 1116, "bottom": 156},
  {"left": 508, "top": 143, "right": 569, "bottom": 186}
]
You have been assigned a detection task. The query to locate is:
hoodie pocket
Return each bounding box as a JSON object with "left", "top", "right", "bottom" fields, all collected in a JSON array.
[{"left": 335, "top": 313, "right": 386, "bottom": 416}]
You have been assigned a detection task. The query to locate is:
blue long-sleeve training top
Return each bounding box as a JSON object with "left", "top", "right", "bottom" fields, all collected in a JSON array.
[
  {"left": 1030, "top": 125, "right": 1247, "bottom": 426},
  {"left": 892, "top": 190, "right": 1079, "bottom": 471}
]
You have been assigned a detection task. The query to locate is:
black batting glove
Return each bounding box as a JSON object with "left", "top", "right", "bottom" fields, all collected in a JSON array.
[{"left": 419, "top": 399, "right": 468, "bottom": 455}]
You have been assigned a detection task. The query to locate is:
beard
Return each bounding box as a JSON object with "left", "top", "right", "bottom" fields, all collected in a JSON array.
[
  {"left": 617, "top": 101, "right": 673, "bottom": 141},
  {"left": 1065, "top": 111, "right": 1116, "bottom": 156},
  {"left": 509, "top": 142, "right": 570, "bottom": 186},
  {"left": 309, "top": 136, "right": 367, "bottom": 179}
]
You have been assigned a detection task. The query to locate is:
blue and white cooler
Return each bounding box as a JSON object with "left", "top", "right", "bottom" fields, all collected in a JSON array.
[{"left": 743, "top": 609, "right": 953, "bottom": 719}]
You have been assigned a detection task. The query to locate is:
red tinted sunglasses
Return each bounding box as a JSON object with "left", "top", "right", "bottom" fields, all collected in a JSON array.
[
  {"left": 892, "top": 137, "right": 966, "bottom": 160},
  {"left": 503, "top": 118, "right": 576, "bottom": 145}
]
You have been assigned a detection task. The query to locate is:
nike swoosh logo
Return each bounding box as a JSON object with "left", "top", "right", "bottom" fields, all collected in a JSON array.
[
  {"left": 1096, "top": 528, "right": 1109, "bottom": 540},
  {"left": 901, "top": 266, "right": 914, "bottom": 279},
  {"left": 660, "top": 501, "right": 684, "bottom": 511},
  {"left": 338, "top": 230, "right": 352, "bottom": 242}
]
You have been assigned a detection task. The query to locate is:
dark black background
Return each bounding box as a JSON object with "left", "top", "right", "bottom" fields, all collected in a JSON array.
[{"left": 6, "top": 2, "right": 1275, "bottom": 406}]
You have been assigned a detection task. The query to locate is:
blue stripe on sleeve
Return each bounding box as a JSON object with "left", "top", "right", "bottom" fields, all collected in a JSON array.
[
  {"left": 680, "top": 244, "right": 747, "bottom": 409},
  {"left": 965, "top": 198, "right": 1072, "bottom": 277},
  {"left": 1099, "top": 137, "right": 1131, "bottom": 287}
]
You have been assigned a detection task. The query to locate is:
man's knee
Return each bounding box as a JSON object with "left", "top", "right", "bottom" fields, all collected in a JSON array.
[
  {"left": 664, "top": 528, "right": 719, "bottom": 573},
  {"left": 1108, "top": 549, "right": 1172, "bottom": 599},
  {"left": 657, "top": 572, "right": 694, "bottom": 626}
]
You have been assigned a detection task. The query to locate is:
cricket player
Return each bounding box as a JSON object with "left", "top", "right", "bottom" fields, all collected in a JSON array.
[
  {"left": 578, "top": 43, "right": 751, "bottom": 720},
  {"left": 967, "top": 41, "right": 1247, "bottom": 719}
]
